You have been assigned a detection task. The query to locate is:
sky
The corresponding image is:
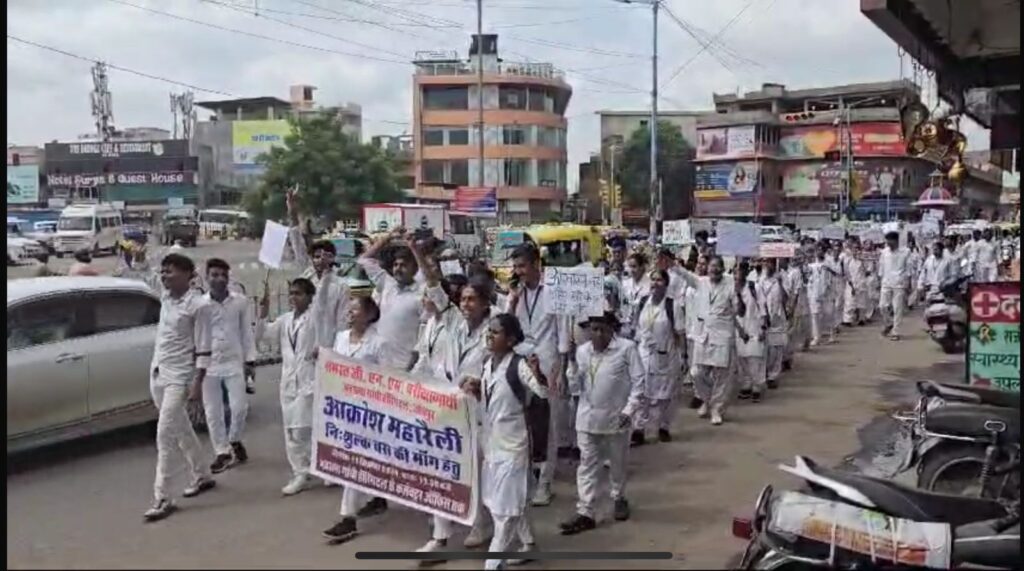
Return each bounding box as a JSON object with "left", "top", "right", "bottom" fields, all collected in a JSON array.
[{"left": 6, "top": 0, "right": 989, "bottom": 188}]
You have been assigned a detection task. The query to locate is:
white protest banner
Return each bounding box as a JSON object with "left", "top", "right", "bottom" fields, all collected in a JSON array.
[
  {"left": 820, "top": 224, "right": 847, "bottom": 240},
  {"left": 311, "top": 351, "right": 479, "bottom": 525},
  {"left": 716, "top": 220, "right": 760, "bottom": 257},
  {"left": 440, "top": 259, "right": 463, "bottom": 276},
  {"left": 921, "top": 219, "right": 941, "bottom": 240},
  {"left": 662, "top": 219, "right": 692, "bottom": 245},
  {"left": 924, "top": 209, "right": 945, "bottom": 221},
  {"left": 258, "top": 220, "right": 290, "bottom": 269},
  {"left": 543, "top": 265, "right": 605, "bottom": 317},
  {"left": 759, "top": 242, "right": 798, "bottom": 258},
  {"left": 859, "top": 227, "right": 885, "bottom": 245}
]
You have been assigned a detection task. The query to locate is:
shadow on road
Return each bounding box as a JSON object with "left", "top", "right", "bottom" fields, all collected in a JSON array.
[{"left": 6, "top": 422, "right": 156, "bottom": 476}]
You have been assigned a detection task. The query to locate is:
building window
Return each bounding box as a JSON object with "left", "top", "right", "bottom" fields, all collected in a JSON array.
[
  {"left": 423, "top": 86, "right": 469, "bottom": 110},
  {"left": 527, "top": 88, "right": 547, "bottom": 112},
  {"left": 499, "top": 86, "right": 527, "bottom": 110},
  {"left": 422, "top": 159, "right": 468, "bottom": 186},
  {"left": 448, "top": 129, "right": 469, "bottom": 145},
  {"left": 423, "top": 129, "right": 445, "bottom": 146},
  {"left": 423, "top": 160, "right": 445, "bottom": 183},
  {"left": 538, "top": 160, "right": 559, "bottom": 187},
  {"left": 503, "top": 159, "right": 529, "bottom": 186},
  {"left": 450, "top": 160, "right": 469, "bottom": 186},
  {"left": 502, "top": 125, "right": 528, "bottom": 145},
  {"left": 537, "top": 126, "right": 564, "bottom": 149}
]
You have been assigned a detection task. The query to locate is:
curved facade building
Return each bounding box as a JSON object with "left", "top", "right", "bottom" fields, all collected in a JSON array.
[{"left": 413, "top": 36, "right": 572, "bottom": 224}]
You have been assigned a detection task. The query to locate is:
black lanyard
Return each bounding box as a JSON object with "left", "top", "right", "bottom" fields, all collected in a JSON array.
[
  {"left": 287, "top": 316, "right": 303, "bottom": 352},
  {"left": 523, "top": 285, "right": 543, "bottom": 326}
]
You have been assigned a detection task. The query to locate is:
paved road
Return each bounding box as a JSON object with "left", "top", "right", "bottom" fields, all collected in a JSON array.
[{"left": 7, "top": 313, "right": 964, "bottom": 569}]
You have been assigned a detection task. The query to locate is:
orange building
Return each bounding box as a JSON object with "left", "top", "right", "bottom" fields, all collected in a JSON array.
[{"left": 412, "top": 35, "right": 572, "bottom": 225}]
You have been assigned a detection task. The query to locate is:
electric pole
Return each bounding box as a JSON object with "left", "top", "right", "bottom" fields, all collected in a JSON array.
[{"left": 476, "top": 0, "right": 485, "bottom": 192}]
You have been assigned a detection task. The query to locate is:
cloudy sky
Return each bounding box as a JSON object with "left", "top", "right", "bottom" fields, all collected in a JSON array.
[{"left": 7, "top": 0, "right": 987, "bottom": 186}]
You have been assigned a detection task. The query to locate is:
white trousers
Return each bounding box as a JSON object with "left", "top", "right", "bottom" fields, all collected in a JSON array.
[
  {"left": 575, "top": 431, "right": 629, "bottom": 519},
  {"left": 842, "top": 285, "right": 860, "bottom": 324},
  {"left": 485, "top": 514, "right": 535, "bottom": 570},
  {"left": 152, "top": 382, "right": 210, "bottom": 502},
  {"left": 810, "top": 305, "right": 835, "bottom": 343},
  {"left": 283, "top": 426, "right": 312, "bottom": 478},
  {"left": 340, "top": 486, "right": 370, "bottom": 517},
  {"left": 537, "top": 390, "right": 565, "bottom": 489},
  {"left": 633, "top": 394, "right": 677, "bottom": 432},
  {"left": 202, "top": 372, "right": 249, "bottom": 455},
  {"left": 879, "top": 287, "right": 906, "bottom": 337},
  {"left": 736, "top": 355, "right": 766, "bottom": 392},
  {"left": 693, "top": 364, "right": 733, "bottom": 412},
  {"left": 766, "top": 345, "right": 785, "bottom": 381}
]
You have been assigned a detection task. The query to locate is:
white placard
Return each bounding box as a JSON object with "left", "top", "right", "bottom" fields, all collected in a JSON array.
[
  {"left": 715, "top": 220, "right": 761, "bottom": 257},
  {"left": 759, "top": 242, "right": 798, "bottom": 258},
  {"left": 662, "top": 219, "right": 692, "bottom": 245},
  {"left": 924, "top": 209, "right": 945, "bottom": 221},
  {"left": 821, "top": 224, "right": 847, "bottom": 240},
  {"left": 543, "top": 265, "right": 605, "bottom": 317},
  {"left": 259, "top": 220, "right": 290, "bottom": 269},
  {"left": 440, "top": 259, "right": 463, "bottom": 276},
  {"left": 859, "top": 228, "right": 885, "bottom": 244}
]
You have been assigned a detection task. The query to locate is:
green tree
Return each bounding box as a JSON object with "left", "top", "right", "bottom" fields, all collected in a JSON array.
[
  {"left": 617, "top": 120, "right": 696, "bottom": 219},
  {"left": 243, "top": 115, "right": 404, "bottom": 229}
]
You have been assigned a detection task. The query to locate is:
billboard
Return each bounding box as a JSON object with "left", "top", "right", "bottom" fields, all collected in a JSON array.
[
  {"left": 46, "top": 171, "right": 196, "bottom": 188},
  {"left": 452, "top": 186, "right": 498, "bottom": 217},
  {"left": 695, "top": 162, "right": 760, "bottom": 199},
  {"left": 696, "top": 125, "right": 757, "bottom": 160},
  {"left": 44, "top": 140, "right": 190, "bottom": 160},
  {"left": 783, "top": 160, "right": 905, "bottom": 199},
  {"left": 232, "top": 120, "right": 292, "bottom": 167},
  {"left": 967, "top": 281, "right": 1020, "bottom": 391},
  {"left": 779, "top": 122, "right": 904, "bottom": 158},
  {"left": 7, "top": 165, "right": 40, "bottom": 204}
]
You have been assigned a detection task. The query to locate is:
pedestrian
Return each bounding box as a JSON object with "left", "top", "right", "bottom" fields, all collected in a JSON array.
[
  {"left": 505, "top": 243, "right": 568, "bottom": 507},
  {"left": 878, "top": 231, "right": 910, "bottom": 341},
  {"left": 683, "top": 254, "right": 709, "bottom": 407},
  {"left": 973, "top": 228, "right": 999, "bottom": 282},
  {"left": 759, "top": 259, "right": 788, "bottom": 388},
  {"left": 620, "top": 252, "right": 651, "bottom": 340},
  {"left": 143, "top": 253, "right": 216, "bottom": 522},
  {"left": 906, "top": 236, "right": 924, "bottom": 309},
  {"left": 257, "top": 278, "right": 319, "bottom": 496},
  {"left": 780, "top": 256, "right": 806, "bottom": 366},
  {"left": 322, "top": 296, "right": 389, "bottom": 545},
  {"left": 918, "top": 241, "right": 958, "bottom": 299},
  {"left": 826, "top": 244, "right": 845, "bottom": 339},
  {"left": 68, "top": 249, "right": 100, "bottom": 276},
  {"left": 671, "top": 255, "right": 743, "bottom": 426},
  {"left": 862, "top": 243, "right": 881, "bottom": 323},
  {"left": 201, "top": 258, "right": 257, "bottom": 473},
  {"left": 841, "top": 243, "right": 866, "bottom": 326},
  {"left": 560, "top": 311, "right": 644, "bottom": 535},
  {"left": 359, "top": 228, "right": 426, "bottom": 371},
  {"left": 734, "top": 265, "right": 767, "bottom": 402},
  {"left": 461, "top": 314, "right": 549, "bottom": 570},
  {"left": 807, "top": 246, "right": 837, "bottom": 346},
  {"left": 630, "top": 268, "right": 685, "bottom": 444}
]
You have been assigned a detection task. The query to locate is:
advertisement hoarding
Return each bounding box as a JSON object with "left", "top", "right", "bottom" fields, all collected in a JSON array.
[
  {"left": 695, "top": 162, "right": 760, "bottom": 198},
  {"left": 696, "top": 125, "right": 757, "bottom": 160},
  {"left": 44, "top": 140, "right": 191, "bottom": 160},
  {"left": 232, "top": 120, "right": 292, "bottom": 167},
  {"left": 966, "top": 282, "right": 1020, "bottom": 391},
  {"left": 7, "top": 165, "right": 40, "bottom": 204},
  {"left": 779, "top": 122, "right": 904, "bottom": 158},
  {"left": 46, "top": 171, "right": 197, "bottom": 188},
  {"left": 783, "top": 161, "right": 904, "bottom": 199}
]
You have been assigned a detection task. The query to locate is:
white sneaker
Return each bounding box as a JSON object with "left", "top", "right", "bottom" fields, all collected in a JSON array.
[
  {"left": 509, "top": 543, "right": 537, "bottom": 566},
  {"left": 710, "top": 410, "right": 724, "bottom": 426},
  {"left": 281, "top": 475, "right": 311, "bottom": 496},
  {"left": 530, "top": 484, "right": 552, "bottom": 506},
  {"left": 416, "top": 539, "right": 447, "bottom": 567},
  {"left": 463, "top": 526, "right": 492, "bottom": 548},
  {"left": 697, "top": 403, "right": 709, "bottom": 418}
]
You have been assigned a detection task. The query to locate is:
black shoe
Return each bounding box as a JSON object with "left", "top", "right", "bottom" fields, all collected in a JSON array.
[
  {"left": 559, "top": 514, "right": 596, "bottom": 535},
  {"left": 182, "top": 477, "right": 216, "bottom": 498},
  {"left": 766, "top": 379, "right": 779, "bottom": 390},
  {"left": 613, "top": 498, "right": 631, "bottom": 521},
  {"left": 689, "top": 396, "right": 703, "bottom": 409},
  {"left": 630, "top": 430, "right": 645, "bottom": 447},
  {"left": 357, "top": 497, "right": 388, "bottom": 518},
  {"left": 751, "top": 391, "right": 763, "bottom": 403},
  {"left": 557, "top": 446, "right": 574, "bottom": 459},
  {"left": 658, "top": 429, "right": 671, "bottom": 443},
  {"left": 782, "top": 359, "right": 792, "bottom": 371},
  {"left": 322, "top": 517, "right": 358, "bottom": 544},
  {"left": 570, "top": 447, "right": 581, "bottom": 461},
  {"left": 737, "top": 389, "right": 752, "bottom": 400},
  {"left": 231, "top": 441, "right": 248, "bottom": 464},
  {"left": 210, "top": 453, "right": 233, "bottom": 474},
  {"left": 881, "top": 325, "right": 892, "bottom": 337}
]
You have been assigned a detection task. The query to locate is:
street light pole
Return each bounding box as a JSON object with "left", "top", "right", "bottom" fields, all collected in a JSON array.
[{"left": 476, "top": 0, "right": 485, "bottom": 192}]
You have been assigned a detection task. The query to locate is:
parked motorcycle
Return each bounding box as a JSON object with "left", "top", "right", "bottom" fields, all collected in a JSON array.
[
  {"left": 923, "top": 275, "right": 969, "bottom": 354},
  {"left": 733, "top": 456, "right": 1020, "bottom": 570},
  {"left": 893, "top": 381, "right": 1020, "bottom": 501}
]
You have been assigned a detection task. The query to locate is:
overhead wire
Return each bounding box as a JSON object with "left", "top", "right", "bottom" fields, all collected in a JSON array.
[{"left": 660, "top": 0, "right": 760, "bottom": 89}]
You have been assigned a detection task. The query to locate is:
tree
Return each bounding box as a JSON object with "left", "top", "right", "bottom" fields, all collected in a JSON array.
[
  {"left": 243, "top": 115, "right": 404, "bottom": 229},
  {"left": 617, "top": 120, "right": 696, "bottom": 220}
]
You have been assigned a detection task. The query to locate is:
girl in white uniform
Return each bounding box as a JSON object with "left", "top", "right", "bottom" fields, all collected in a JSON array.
[
  {"left": 462, "top": 314, "right": 548, "bottom": 571},
  {"left": 631, "top": 269, "right": 685, "bottom": 444},
  {"left": 735, "top": 268, "right": 767, "bottom": 402}
]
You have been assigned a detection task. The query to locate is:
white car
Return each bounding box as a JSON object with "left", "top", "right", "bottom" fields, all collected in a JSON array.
[
  {"left": 6, "top": 277, "right": 161, "bottom": 453},
  {"left": 6, "top": 234, "right": 49, "bottom": 265},
  {"left": 760, "top": 225, "right": 793, "bottom": 243}
]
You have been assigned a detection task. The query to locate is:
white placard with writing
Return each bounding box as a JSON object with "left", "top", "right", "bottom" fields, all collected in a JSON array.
[
  {"left": 759, "top": 242, "right": 799, "bottom": 258},
  {"left": 662, "top": 219, "right": 692, "bottom": 245},
  {"left": 715, "top": 220, "right": 761, "bottom": 257},
  {"left": 440, "top": 259, "right": 463, "bottom": 277},
  {"left": 821, "top": 224, "right": 847, "bottom": 240},
  {"left": 543, "top": 266, "right": 605, "bottom": 317},
  {"left": 259, "top": 220, "right": 290, "bottom": 269}
]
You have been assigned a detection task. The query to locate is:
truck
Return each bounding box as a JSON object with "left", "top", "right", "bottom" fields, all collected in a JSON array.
[{"left": 160, "top": 206, "right": 199, "bottom": 246}]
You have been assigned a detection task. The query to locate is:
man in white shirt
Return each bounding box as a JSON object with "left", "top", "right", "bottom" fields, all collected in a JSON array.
[
  {"left": 201, "top": 258, "right": 258, "bottom": 473},
  {"left": 973, "top": 228, "right": 999, "bottom": 282},
  {"left": 144, "top": 253, "right": 216, "bottom": 522},
  {"left": 560, "top": 312, "right": 645, "bottom": 535},
  {"left": 878, "top": 231, "right": 910, "bottom": 340},
  {"left": 359, "top": 229, "right": 426, "bottom": 371},
  {"left": 918, "top": 241, "right": 958, "bottom": 297}
]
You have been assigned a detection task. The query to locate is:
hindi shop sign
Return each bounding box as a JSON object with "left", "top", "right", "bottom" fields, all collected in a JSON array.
[
  {"left": 966, "top": 282, "right": 1021, "bottom": 392},
  {"left": 312, "top": 352, "right": 480, "bottom": 525},
  {"left": 543, "top": 265, "right": 606, "bottom": 317}
]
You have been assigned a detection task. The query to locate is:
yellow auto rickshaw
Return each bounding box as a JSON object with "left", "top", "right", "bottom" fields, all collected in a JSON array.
[{"left": 488, "top": 223, "right": 606, "bottom": 287}]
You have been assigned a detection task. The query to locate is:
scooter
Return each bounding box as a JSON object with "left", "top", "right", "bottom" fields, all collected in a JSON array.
[
  {"left": 732, "top": 456, "right": 1020, "bottom": 570},
  {"left": 923, "top": 275, "right": 969, "bottom": 354}
]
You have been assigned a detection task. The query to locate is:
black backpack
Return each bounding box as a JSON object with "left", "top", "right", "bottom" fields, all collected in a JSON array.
[{"left": 504, "top": 354, "right": 551, "bottom": 464}]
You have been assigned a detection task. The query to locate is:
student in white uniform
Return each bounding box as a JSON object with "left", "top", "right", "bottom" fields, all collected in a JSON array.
[
  {"left": 560, "top": 311, "right": 644, "bottom": 535},
  {"left": 974, "top": 228, "right": 999, "bottom": 282},
  {"left": 201, "top": 258, "right": 257, "bottom": 473},
  {"left": 461, "top": 314, "right": 549, "bottom": 570},
  {"left": 683, "top": 254, "right": 709, "bottom": 408},
  {"left": 878, "top": 231, "right": 910, "bottom": 341},
  {"left": 143, "top": 253, "right": 216, "bottom": 522},
  {"left": 826, "top": 244, "right": 845, "bottom": 339},
  {"left": 631, "top": 268, "right": 685, "bottom": 445},
  {"left": 918, "top": 241, "right": 959, "bottom": 298},
  {"left": 780, "top": 256, "right": 806, "bottom": 367},
  {"left": 620, "top": 252, "right": 651, "bottom": 340},
  {"left": 735, "top": 265, "right": 766, "bottom": 402},
  {"left": 759, "top": 259, "right": 789, "bottom": 388},
  {"left": 841, "top": 243, "right": 866, "bottom": 327},
  {"left": 321, "top": 297, "right": 389, "bottom": 545},
  {"left": 807, "top": 246, "right": 837, "bottom": 346},
  {"left": 359, "top": 229, "right": 426, "bottom": 371},
  {"left": 412, "top": 275, "right": 466, "bottom": 378},
  {"left": 257, "top": 278, "right": 319, "bottom": 496}
]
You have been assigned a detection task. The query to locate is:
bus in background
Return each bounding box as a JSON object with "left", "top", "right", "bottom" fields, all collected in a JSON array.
[
  {"left": 198, "top": 209, "right": 252, "bottom": 239},
  {"left": 52, "top": 203, "right": 123, "bottom": 257}
]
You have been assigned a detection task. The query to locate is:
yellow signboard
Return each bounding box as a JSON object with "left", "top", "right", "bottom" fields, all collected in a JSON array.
[{"left": 232, "top": 120, "right": 291, "bottom": 166}]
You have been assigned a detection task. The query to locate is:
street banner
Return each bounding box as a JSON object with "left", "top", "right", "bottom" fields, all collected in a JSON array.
[
  {"left": 759, "top": 242, "right": 798, "bottom": 258},
  {"left": 662, "top": 219, "right": 692, "bottom": 245},
  {"left": 716, "top": 220, "right": 760, "bottom": 257},
  {"left": 452, "top": 186, "right": 498, "bottom": 217},
  {"left": 311, "top": 350, "right": 480, "bottom": 525},
  {"left": 966, "top": 282, "right": 1020, "bottom": 392},
  {"left": 543, "top": 265, "right": 605, "bottom": 317},
  {"left": 258, "top": 220, "right": 290, "bottom": 269}
]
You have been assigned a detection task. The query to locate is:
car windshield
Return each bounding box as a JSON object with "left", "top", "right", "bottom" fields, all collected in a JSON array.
[{"left": 58, "top": 217, "right": 93, "bottom": 231}]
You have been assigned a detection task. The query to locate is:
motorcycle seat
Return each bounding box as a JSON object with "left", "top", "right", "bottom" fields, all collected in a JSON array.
[
  {"left": 919, "top": 380, "right": 1022, "bottom": 409},
  {"left": 953, "top": 519, "right": 1020, "bottom": 568},
  {"left": 924, "top": 404, "right": 1021, "bottom": 441},
  {"left": 799, "top": 457, "right": 1008, "bottom": 527}
]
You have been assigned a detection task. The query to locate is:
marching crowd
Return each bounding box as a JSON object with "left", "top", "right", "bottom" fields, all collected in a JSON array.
[{"left": 134, "top": 192, "right": 1015, "bottom": 569}]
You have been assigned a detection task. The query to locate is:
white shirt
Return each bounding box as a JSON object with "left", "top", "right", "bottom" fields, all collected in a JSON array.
[
  {"left": 152, "top": 288, "right": 212, "bottom": 386},
  {"left": 425, "top": 285, "right": 493, "bottom": 385},
  {"left": 760, "top": 275, "right": 788, "bottom": 340},
  {"left": 570, "top": 337, "right": 645, "bottom": 434},
  {"left": 289, "top": 226, "right": 351, "bottom": 348},
  {"left": 481, "top": 353, "right": 548, "bottom": 457},
  {"left": 359, "top": 256, "right": 425, "bottom": 370},
  {"left": 918, "top": 255, "right": 958, "bottom": 292},
  {"left": 258, "top": 309, "right": 318, "bottom": 428},
  {"left": 202, "top": 291, "right": 257, "bottom": 378},
  {"left": 879, "top": 247, "right": 910, "bottom": 289},
  {"left": 974, "top": 240, "right": 998, "bottom": 267},
  {"left": 506, "top": 282, "right": 567, "bottom": 378},
  {"left": 333, "top": 326, "right": 386, "bottom": 365}
]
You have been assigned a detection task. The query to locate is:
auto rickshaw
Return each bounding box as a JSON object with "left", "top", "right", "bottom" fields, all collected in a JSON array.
[{"left": 488, "top": 223, "right": 606, "bottom": 287}]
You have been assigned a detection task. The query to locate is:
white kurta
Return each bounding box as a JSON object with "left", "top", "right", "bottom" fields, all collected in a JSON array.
[
  {"left": 918, "top": 255, "right": 958, "bottom": 294},
  {"left": 570, "top": 337, "right": 645, "bottom": 433},
  {"left": 289, "top": 226, "right": 351, "bottom": 348},
  {"left": 620, "top": 274, "right": 651, "bottom": 339},
  {"left": 333, "top": 326, "right": 386, "bottom": 364},
  {"left": 258, "top": 310, "right": 318, "bottom": 429},
  {"left": 761, "top": 276, "right": 788, "bottom": 347},
  {"left": 735, "top": 284, "right": 765, "bottom": 358},
  {"left": 635, "top": 296, "right": 685, "bottom": 400},
  {"left": 672, "top": 267, "right": 738, "bottom": 369}
]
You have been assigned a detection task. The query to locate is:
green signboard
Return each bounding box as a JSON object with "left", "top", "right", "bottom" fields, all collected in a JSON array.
[{"left": 966, "top": 281, "right": 1021, "bottom": 392}]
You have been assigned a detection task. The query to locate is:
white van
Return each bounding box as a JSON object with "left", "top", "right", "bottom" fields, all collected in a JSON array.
[{"left": 53, "top": 203, "right": 123, "bottom": 257}]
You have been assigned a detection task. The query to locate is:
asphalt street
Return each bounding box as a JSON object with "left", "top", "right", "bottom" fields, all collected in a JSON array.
[{"left": 6, "top": 310, "right": 965, "bottom": 570}]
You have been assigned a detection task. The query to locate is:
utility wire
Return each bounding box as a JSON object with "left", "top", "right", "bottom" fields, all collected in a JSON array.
[
  {"left": 660, "top": 0, "right": 759, "bottom": 89},
  {"left": 199, "top": 0, "right": 454, "bottom": 26}
]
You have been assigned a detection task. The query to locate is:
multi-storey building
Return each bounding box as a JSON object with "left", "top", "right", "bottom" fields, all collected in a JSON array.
[{"left": 412, "top": 35, "right": 572, "bottom": 225}]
